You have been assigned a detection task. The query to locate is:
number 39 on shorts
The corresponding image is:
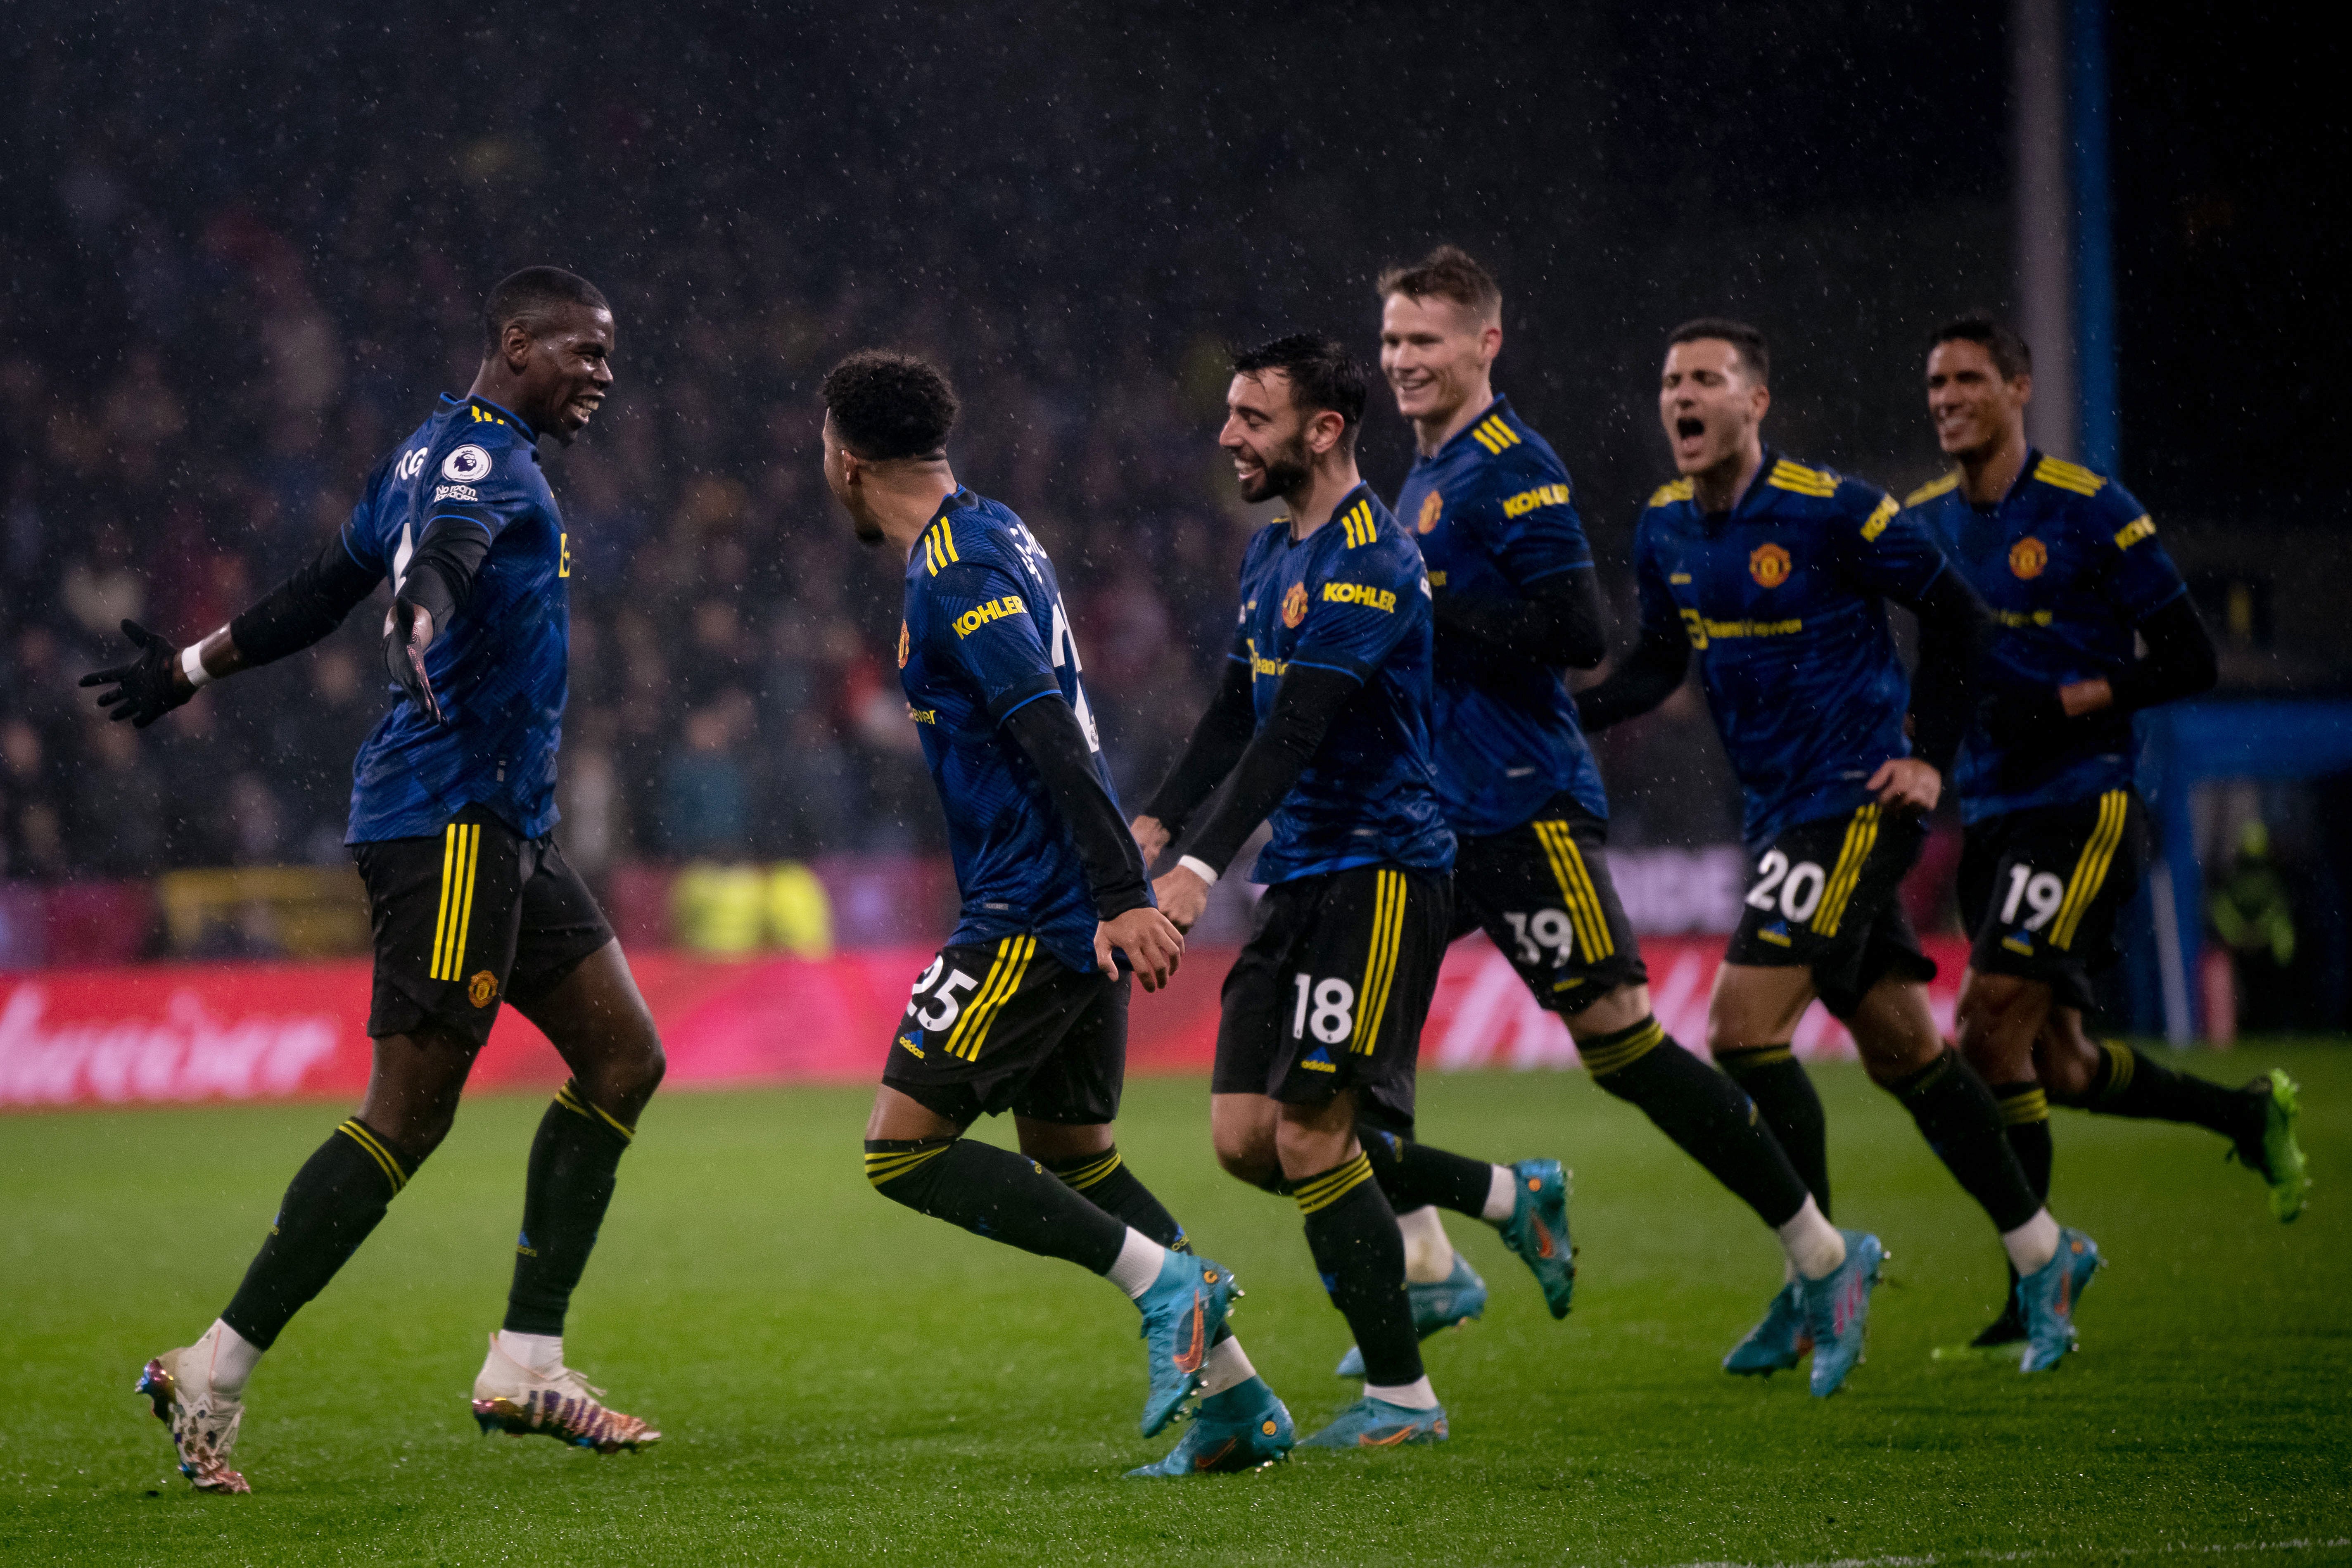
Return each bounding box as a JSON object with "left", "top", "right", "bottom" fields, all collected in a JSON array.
[
  {"left": 906, "top": 956, "right": 981, "bottom": 1032},
  {"left": 1745, "top": 849, "right": 1828, "bottom": 923}
]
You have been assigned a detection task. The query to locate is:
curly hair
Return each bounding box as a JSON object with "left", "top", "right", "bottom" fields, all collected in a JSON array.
[
  {"left": 820, "top": 350, "right": 959, "bottom": 461},
  {"left": 1231, "top": 334, "right": 1367, "bottom": 445}
]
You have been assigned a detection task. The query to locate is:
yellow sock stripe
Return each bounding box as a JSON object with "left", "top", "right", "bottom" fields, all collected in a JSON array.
[
  {"left": 2051, "top": 790, "right": 2127, "bottom": 949},
  {"left": 429, "top": 825, "right": 460, "bottom": 981},
  {"left": 337, "top": 1120, "right": 408, "bottom": 1194},
  {"left": 1350, "top": 871, "right": 1405, "bottom": 1054},
  {"left": 864, "top": 1144, "right": 954, "bottom": 1186},
  {"left": 1294, "top": 1152, "right": 1375, "bottom": 1215},
  {"left": 554, "top": 1081, "right": 635, "bottom": 1142},
  {"left": 1997, "top": 1087, "right": 2051, "bottom": 1125},
  {"left": 2098, "top": 1039, "right": 2135, "bottom": 1102},
  {"left": 947, "top": 935, "right": 1035, "bottom": 1061},
  {"left": 1718, "top": 1043, "right": 1794, "bottom": 1068},
  {"left": 1812, "top": 805, "right": 1880, "bottom": 937},
  {"left": 1059, "top": 1151, "right": 1124, "bottom": 1191},
  {"left": 446, "top": 824, "right": 482, "bottom": 982},
  {"left": 1579, "top": 1018, "right": 1665, "bottom": 1076},
  {"left": 1533, "top": 822, "right": 1607, "bottom": 958}
]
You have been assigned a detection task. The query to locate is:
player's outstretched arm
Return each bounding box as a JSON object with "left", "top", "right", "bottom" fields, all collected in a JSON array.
[
  {"left": 1573, "top": 622, "right": 1688, "bottom": 734},
  {"left": 1149, "top": 665, "right": 1356, "bottom": 929},
  {"left": 1431, "top": 566, "right": 1607, "bottom": 670},
  {"left": 379, "top": 518, "right": 492, "bottom": 727},
  {"left": 79, "top": 529, "right": 385, "bottom": 727},
  {"left": 1132, "top": 659, "right": 1257, "bottom": 862},
  {"left": 998, "top": 693, "right": 1182, "bottom": 991}
]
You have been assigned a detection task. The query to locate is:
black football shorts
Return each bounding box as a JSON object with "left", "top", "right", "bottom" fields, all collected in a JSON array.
[
  {"left": 351, "top": 806, "right": 616, "bottom": 1050},
  {"left": 1959, "top": 788, "right": 2146, "bottom": 1012},
  {"left": 882, "top": 935, "right": 1129, "bottom": 1127},
  {"left": 1723, "top": 803, "right": 1934, "bottom": 1019},
  {"left": 1211, "top": 865, "right": 1451, "bottom": 1136},
  {"left": 1450, "top": 795, "right": 1647, "bottom": 1016}
]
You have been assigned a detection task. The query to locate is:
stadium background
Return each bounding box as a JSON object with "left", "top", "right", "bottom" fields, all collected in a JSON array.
[{"left": 2, "top": 2, "right": 2346, "bottom": 1059}]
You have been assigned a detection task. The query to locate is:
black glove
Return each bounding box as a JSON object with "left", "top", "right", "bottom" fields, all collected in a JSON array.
[
  {"left": 383, "top": 599, "right": 448, "bottom": 727},
  {"left": 79, "top": 619, "right": 195, "bottom": 728}
]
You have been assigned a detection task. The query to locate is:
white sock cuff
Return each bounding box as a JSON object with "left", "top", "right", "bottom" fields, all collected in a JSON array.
[
  {"left": 202, "top": 1319, "right": 263, "bottom": 1399},
  {"left": 1365, "top": 1375, "right": 1440, "bottom": 1410},
  {"left": 1396, "top": 1204, "right": 1457, "bottom": 1283},
  {"left": 2001, "top": 1209, "right": 2062, "bottom": 1276},
  {"left": 1197, "top": 1334, "right": 1256, "bottom": 1400},
  {"left": 1481, "top": 1165, "right": 1517, "bottom": 1224},
  {"left": 495, "top": 1329, "right": 565, "bottom": 1375},
  {"left": 1777, "top": 1196, "right": 1846, "bottom": 1281},
  {"left": 1107, "top": 1229, "right": 1168, "bottom": 1299}
]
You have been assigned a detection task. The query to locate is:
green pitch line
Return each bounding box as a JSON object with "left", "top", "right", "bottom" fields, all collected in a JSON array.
[{"left": 2, "top": 1043, "right": 2346, "bottom": 1566}]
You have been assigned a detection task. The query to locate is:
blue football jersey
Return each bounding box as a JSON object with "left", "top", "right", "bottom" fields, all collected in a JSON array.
[
  {"left": 900, "top": 488, "right": 1124, "bottom": 975},
  {"left": 1633, "top": 451, "right": 1948, "bottom": 846},
  {"left": 1393, "top": 396, "right": 1608, "bottom": 835},
  {"left": 1904, "top": 452, "right": 2187, "bottom": 824},
  {"left": 1227, "top": 484, "right": 1455, "bottom": 885},
  {"left": 344, "top": 394, "right": 573, "bottom": 843}
]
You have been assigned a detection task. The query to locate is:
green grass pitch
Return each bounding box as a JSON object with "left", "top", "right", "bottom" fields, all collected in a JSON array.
[{"left": 3, "top": 1046, "right": 2347, "bottom": 1566}]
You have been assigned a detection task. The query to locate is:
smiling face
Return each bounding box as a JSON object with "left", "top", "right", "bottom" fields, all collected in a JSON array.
[
  {"left": 508, "top": 301, "right": 615, "bottom": 442},
  {"left": 1658, "top": 337, "right": 1768, "bottom": 478},
  {"left": 1379, "top": 291, "right": 1499, "bottom": 431},
  {"left": 1220, "top": 369, "right": 1322, "bottom": 505},
  {"left": 1925, "top": 337, "right": 2030, "bottom": 463}
]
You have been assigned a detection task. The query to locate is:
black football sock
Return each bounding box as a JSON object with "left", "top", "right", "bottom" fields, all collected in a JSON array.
[
  {"left": 1887, "top": 1050, "right": 2041, "bottom": 1234},
  {"left": 503, "top": 1081, "right": 634, "bottom": 1336},
  {"left": 866, "top": 1137, "right": 1125, "bottom": 1272},
  {"left": 1357, "top": 1127, "right": 1495, "bottom": 1219},
  {"left": 221, "top": 1118, "right": 414, "bottom": 1350},
  {"left": 1044, "top": 1145, "right": 1234, "bottom": 1345},
  {"left": 1716, "top": 1043, "right": 1831, "bottom": 1218},
  {"left": 1295, "top": 1151, "right": 1423, "bottom": 1388},
  {"left": 1585, "top": 1018, "right": 1810, "bottom": 1229},
  {"left": 2067, "top": 1040, "right": 2265, "bottom": 1145},
  {"left": 1994, "top": 1082, "right": 2054, "bottom": 1204}
]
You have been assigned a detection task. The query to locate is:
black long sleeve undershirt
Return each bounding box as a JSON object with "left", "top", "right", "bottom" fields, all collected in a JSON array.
[
  {"left": 1894, "top": 566, "right": 1992, "bottom": 775},
  {"left": 1431, "top": 566, "right": 1607, "bottom": 670},
  {"left": 228, "top": 531, "right": 384, "bottom": 667},
  {"left": 1144, "top": 664, "right": 1361, "bottom": 877},
  {"left": 2109, "top": 594, "right": 2218, "bottom": 711},
  {"left": 1574, "top": 623, "right": 1688, "bottom": 734},
  {"left": 1142, "top": 659, "right": 1257, "bottom": 836},
  {"left": 999, "top": 693, "right": 1152, "bottom": 920},
  {"left": 396, "top": 518, "right": 494, "bottom": 629}
]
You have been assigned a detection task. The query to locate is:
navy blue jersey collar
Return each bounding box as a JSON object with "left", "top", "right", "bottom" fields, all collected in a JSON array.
[
  {"left": 1285, "top": 480, "right": 1374, "bottom": 544},
  {"left": 439, "top": 392, "right": 539, "bottom": 445},
  {"left": 1430, "top": 396, "right": 1509, "bottom": 460}
]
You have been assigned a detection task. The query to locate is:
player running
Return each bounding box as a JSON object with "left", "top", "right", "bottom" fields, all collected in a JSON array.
[
  {"left": 1903, "top": 315, "right": 2307, "bottom": 1356},
  {"left": 1578, "top": 318, "right": 2100, "bottom": 1382},
  {"left": 87, "top": 268, "right": 664, "bottom": 1492},
  {"left": 1363, "top": 247, "right": 1849, "bottom": 1384},
  {"left": 1136, "top": 334, "right": 1517, "bottom": 1449},
  {"left": 819, "top": 351, "right": 1292, "bottom": 1478}
]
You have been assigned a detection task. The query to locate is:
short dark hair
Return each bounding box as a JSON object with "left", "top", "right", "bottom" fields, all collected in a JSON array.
[
  {"left": 1232, "top": 334, "right": 1367, "bottom": 444},
  {"left": 1377, "top": 244, "right": 1502, "bottom": 320},
  {"left": 482, "top": 267, "right": 610, "bottom": 353},
  {"left": 820, "top": 350, "right": 959, "bottom": 461},
  {"left": 1667, "top": 317, "right": 1770, "bottom": 385},
  {"left": 1932, "top": 314, "right": 2033, "bottom": 381}
]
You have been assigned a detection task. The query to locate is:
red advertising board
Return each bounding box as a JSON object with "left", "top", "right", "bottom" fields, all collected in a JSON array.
[{"left": 0, "top": 934, "right": 1971, "bottom": 1110}]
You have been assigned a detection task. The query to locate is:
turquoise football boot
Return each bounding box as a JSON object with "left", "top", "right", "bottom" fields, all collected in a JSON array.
[
  {"left": 1334, "top": 1255, "right": 1489, "bottom": 1377},
  {"left": 2228, "top": 1069, "right": 2308, "bottom": 1222},
  {"left": 1496, "top": 1158, "right": 1575, "bottom": 1318},
  {"left": 1297, "top": 1395, "right": 1448, "bottom": 1449},
  {"left": 1125, "top": 1376, "right": 1294, "bottom": 1477},
  {"left": 2018, "top": 1226, "right": 2101, "bottom": 1373},
  {"left": 1800, "top": 1229, "right": 1883, "bottom": 1396},
  {"left": 1134, "top": 1250, "right": 1239, "bottom": 1436},
  {"left": 1722, "top": 1280, "right": 1810, "bottom": 1376}
]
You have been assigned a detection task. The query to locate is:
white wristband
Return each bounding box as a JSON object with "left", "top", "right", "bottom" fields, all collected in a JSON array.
[
  {"left": 180, "top": 643, "right": 213, "bottom": 690},
  {"left": 1177, "top": 855, "right": 1220, "bottom": 887}
]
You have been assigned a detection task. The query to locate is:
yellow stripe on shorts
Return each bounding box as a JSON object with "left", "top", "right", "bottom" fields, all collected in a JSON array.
[
  {"left": 429, "top": 823, "right": 483, "bottom": 982},
  {"left": 1532, "top": 820, "right": 1613, "bottom": 960},
  {"left": 2050, "top": 790, "right": 2128, "bottom": 950},
  {"left": 1350, "top": 871, "right": 1407, "bottom": 1055},
  {"left": 946, "top": 935, "right": 1035, "bottom": 1061},
  {"left": 1811, "top": 804, "right": 1881, "bottom": 937}
]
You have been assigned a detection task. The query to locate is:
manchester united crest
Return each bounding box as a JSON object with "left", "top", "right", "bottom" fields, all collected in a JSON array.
[
  {"left": 1417, "top": 491, "right": 1442, "bottom": 534},
  {"left": 2009, "top": 536, "right": 2048, "bottom": 579},
  {"left": 1281, "top": 581, "right": 1310, "bottom": 628},
  {"left": 468, "top": 970, "right": 499, "bottom": 1008},
  {"left": 1748, "top": 542, "right": 1792, "bottom": 588}
]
